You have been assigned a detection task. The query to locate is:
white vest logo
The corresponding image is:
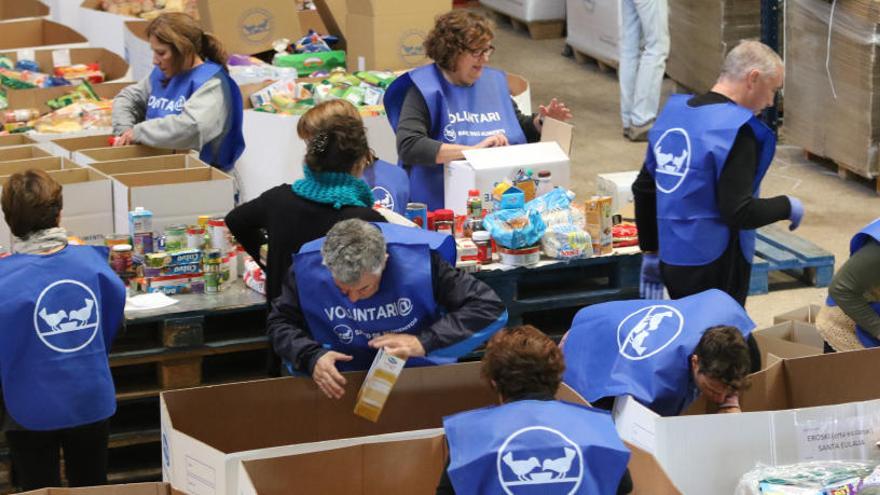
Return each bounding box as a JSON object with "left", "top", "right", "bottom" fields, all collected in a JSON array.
[
  {"left": 653, "top": 127, "right": 691, "bottom": 194},
  {"left": 372, "top": 186, "right": 394, "bottom": 210},
  {"left": 443, "top": 122, "right": 457, "bottom": 143},
  {"left": 617, "top": 305, "right": 684, "bottom": 360},
  {"left": 333, "top": 324, "right": 354, "bottom": 344},
  {"left": 496, "top": 426, "right": 583, "bottom": 494},
  {"left": 33, "top": 280, "right": 100, "bottom": 353},
  {"left": 147, "top": 95, "right": 186, "bottom": 113}
]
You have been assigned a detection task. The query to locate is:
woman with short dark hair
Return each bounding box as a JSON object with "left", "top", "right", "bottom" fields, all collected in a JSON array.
[
  {"left": 0, "top": 169, "right": 125, "bottom": 490},
  {"left": 437, "top": 326, "right": 633, "bottom": 494},
  {"left": 384, "top": 10, "right": 573, "bottom": 210}
]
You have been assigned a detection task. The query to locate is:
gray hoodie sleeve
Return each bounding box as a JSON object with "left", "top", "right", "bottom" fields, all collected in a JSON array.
[
  {"left": 131, "top": 75, "right": 228, "bottom": 151},
  {"left": 111, "top": 76, "right": 151, "bottom": 135}
]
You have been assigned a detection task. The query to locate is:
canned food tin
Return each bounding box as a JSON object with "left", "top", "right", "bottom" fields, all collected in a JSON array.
[
  {"left": 104, "top": 233, "right": 131, "bottom": 248},
  {"left": 110, "top": 244, "right": 133, "bottom": 276},
  {"left": 164, "top": 224, "right": 186, "bottom": 252},
  {"left": 405, "top": 202, "right": 428, "bottom": 229},
  {"left": 207, "top": 217, "right": 231, "bottom": 251},
  {"left": 186, "top": 225, "right": 206, "bottom": 250}
]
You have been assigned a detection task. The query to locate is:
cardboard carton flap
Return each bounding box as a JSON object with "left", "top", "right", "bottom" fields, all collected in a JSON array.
[
  {"left": 0, "top": 145, "right": 51, "bottom": 161},
  {"left": 0, "top": 47, "right": 129, "bottom": 81},
  {"left": 90, "top": 155, "right": 206, "bottom": 175},
  {"left": 16, "top": 482, "right": 172, "bottom": 494},
  {"left": 347, "top": 0, "right": 451, "bottom": 16},
  {"left": 0, "top": 156, "right": 68, "bottom": 174},
  {"left": 0, "top": 0, "right": 49, "bottom": 21},
  {"left": 79, "top": 145, "right": 180, "bottom": 161},
  {"left": 113, "top": 167, "right": 217, "bottom": 187},
  {"left": 46, "top": 167, "right": 109, "bottom": 184},
  {"left": 5, "top": 81, "right": 129, "bottom": 113},
  {"left": 0, "top": 134, "right": 37, "bottom": 148},
  {"left": 44, "top": 134, "right": 114, "bottom": 153},
  {"left": 462, "top": 141, "right": 569, "bottom": 170},
  {"left": 0, "top": 19, "right": 87, "bottom": 51}
]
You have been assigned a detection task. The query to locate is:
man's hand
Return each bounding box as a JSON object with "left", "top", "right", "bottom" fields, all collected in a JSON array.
[
  {"left": 538, "top": 98, "right": 573, "bottom": 124},
  {"left": 312, "top": 351, "right": 352, "bottom": 399},
  {"left": 474, "top": 133, "right": 509, "bottom": 150},
  {"left": 369, "top": 333, "right": 425, "bottom": 360},
  {"left": 114, "top": 128, "right": 135, "bottom": 146}
]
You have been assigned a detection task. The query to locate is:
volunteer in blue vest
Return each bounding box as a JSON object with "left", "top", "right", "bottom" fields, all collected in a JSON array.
[
  {"left": 632, "top": 40, "right": 803, "bottom": 306},
  {"left": 266, "top": 218, "right": 508, "bottom": 399},
  {"left": 0, "top": 169, "right": 126, "bottom": 490},
  {"left": 817, "top": 218, "right": 880, "bottom": 351},
  {"left": 111, "top": 12, "right": 245, "bottom": 172},
  {"left": 437, "top": 325, "right": 632, "bottom": 495},
  {"left": 562, "top": 290, "right": 754, "bottom": 416},
  {"left": 384, "top": 10, "right": 573, "bottom": 210}
]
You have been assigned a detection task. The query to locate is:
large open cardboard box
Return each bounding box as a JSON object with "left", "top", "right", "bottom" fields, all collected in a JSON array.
[
  {"left": 0, "top": 47, "right": 130, "bottom": 83},
  {"left": 774, "top": 304, "right": 823, "bottom": 325},
  {"left": 74, "top": 145, "right": 191, "bottom": 165},
  {"left": 41, "top": 134, "right": 114, "bottom": 158},
  {"left": 196, "top": 0, "right": 301, "bottom": 57},
  {"left": 0, "top": 159, "right": 112, "bottom": 247},
  {"left": 614, "top": 348, "right": 880, "bottom": 493},
  {"left": 40, "top": 0, "right": 81, "bottom": 26},
  {"left": 0, "top": 134, "right": 38, "bottom": 148},
  {"left": 86, "top": 154, "right": 207, "bottom": 176},
  {"left": 76, "top": 0, "right": 137, "bottom": 56},
  {"left": 16, "top": 482, "right": 183, "bottom": 494},
  {"left": 111, "top": 167, "right": 233, "bottom": 234},
  {"left": 752, "top": 320, "right": 825, "bottom": 366},
  {"left": 0, "top": 145, "right": 52, "bottom": 161},
  {"left": 0, "top": 18, "right": 88, "bottom": 51},
  {"left": 345, "top": 0, "right": 450, "bottom": 72},
  {"left": 0, "top": 0, "right": 49, "bottom": 22},
  {"left": 4, "top": 81, "right": 130, "bottom": 114}
]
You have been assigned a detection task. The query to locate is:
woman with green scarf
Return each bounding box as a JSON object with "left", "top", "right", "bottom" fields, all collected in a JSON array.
[{"left": 226, "top": 102, "right": 385, "bottom": 370}]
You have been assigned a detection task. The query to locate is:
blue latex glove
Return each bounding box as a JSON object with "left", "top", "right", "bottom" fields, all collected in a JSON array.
[
  {"left": 640, "top": 253, "right": 665, "bottom": 299},
  {"left": 787, "top": 196, "right": 804, "bottom": 231}
]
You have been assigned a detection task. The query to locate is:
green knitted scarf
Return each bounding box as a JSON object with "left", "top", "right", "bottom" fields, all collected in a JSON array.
[{"left": 291, "top": 167, "right": 375, "bottom": 210}]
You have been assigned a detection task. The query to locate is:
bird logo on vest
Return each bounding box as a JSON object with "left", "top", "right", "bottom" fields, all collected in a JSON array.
[
  {"left": 617, "top": 305, "right": 684, "bottom": 360},
  {"left": 496, "top": 426, "right": 584, "bottom": 494},
  {"left": 333, "top": 324, "right": 355, "bottom": 344},
  {"left": 653, "top": 127, "right": 691, "bottom": 194},
  {"left": 372, "top": 186, "right": 395, "bottom": 211},
  {"left": 444, "top": 122, "right": 457, "bottom": 143},
  {"left": 33, "top": 279, "right": 100, "bottom": 354}
]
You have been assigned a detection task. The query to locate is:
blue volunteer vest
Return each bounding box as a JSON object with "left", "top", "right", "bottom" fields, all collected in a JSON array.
[
  {"left": 0, "top": 246, "right": 125, "bottom": 430},
  {"left": 145, "top": 61, "right": 245, "bottom": 171},
  {"left": 363, "top": 159, "right": 410, "bottom": 214},
  {"left": 444, "top": 400, "right": 630, "bottom": 495},
  {"left": 293, "top": 223, "right": 500, "bottom": 371},
  {"left": 645, "top": 94, "right": 776, "bottom": 266},
  {"left": 827, "top": 218, "right": 880, "bottom": 347},
  {"left": 384, "top": 64, "right": 527, "bottom": 210},
  {"left": 562, "top": 289, "right": 754, "bottom": 416}
]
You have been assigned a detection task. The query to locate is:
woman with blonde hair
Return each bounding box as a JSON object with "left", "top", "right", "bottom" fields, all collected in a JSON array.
[{"left": 111, "top": 12, "right": 244, "bottom": 172}]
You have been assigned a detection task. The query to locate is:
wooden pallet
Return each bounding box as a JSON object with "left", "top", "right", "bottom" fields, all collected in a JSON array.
[
  {"left": 802, "top": 149, "right": 880, "bottom": 195},
  {"left": 748, "top": 225, "right": 835, "bottom": 295},
  {"left": 570, "top": 47, "right": 617, "bottom": 75},
  {"left": 480, "top": 4, "right": 564, "bottom": 40}
]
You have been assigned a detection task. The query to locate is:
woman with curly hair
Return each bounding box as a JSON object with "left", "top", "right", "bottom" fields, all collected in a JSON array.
[
  {"left": 384, "top": 10, "right": 573, "bottom": 210},
  {"left": 438, "top": 325, "right": 632, "bottom": 494}
]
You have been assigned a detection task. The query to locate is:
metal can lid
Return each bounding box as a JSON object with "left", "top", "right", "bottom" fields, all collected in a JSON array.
[{"left": 472, "top": 231, "right": 491, "bottom": 241}]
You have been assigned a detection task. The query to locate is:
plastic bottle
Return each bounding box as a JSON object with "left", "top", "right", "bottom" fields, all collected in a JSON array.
[
  {"left": 536, "top": 170, "right": 554, "bottom": 197},
  {"left": 466, "top": 189, "right": 482, "bottom": 219}
]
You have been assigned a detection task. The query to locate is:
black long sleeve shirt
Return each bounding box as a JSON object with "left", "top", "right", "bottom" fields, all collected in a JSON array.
[
  {"left": 632, "top": 92, "right": 792, "bottom": 254},
  {"left": 266, "top": 251, "right": 506, "bottom": 374}
]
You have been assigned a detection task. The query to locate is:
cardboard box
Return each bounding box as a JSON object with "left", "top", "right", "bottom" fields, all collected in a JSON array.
[
  {"left": 160, "top": 362, "right": 498, "bottom": 495},
  {"left": 111, "top": 167, "right": 233, "bottom": 234},
  {"left": 614, "top": 348, "right": 880, "bottom": 494},
  {"left": 586, "top": 195, "right": 613, "bottom": 255},
  {"left": 322, "top": 0, "right": 347, "bottom": 38},
  {"left": 86, "top": 154, "right": 207, "bottom": 176},
  {"left": 0, "top": 160, "right": 112, "bottom": 248},
  {"left": 122, "top": 20, "right": 151, "bottom": 82},
  {"left": 76, "top": 0, "right": 138, "bottom": 56},
  {"left": 345, "top": 0, "right": 451, "bottom": 72},
  {"left": 566, "top": 0, "right": 621, "bottom": 65},
  {"left": 0, "top": 134, "right": 38, "bottom": 148},
  {"left": 4, "top": 81, "right": 130, "bottom": 114},
  {"left": 752, "top": 320, "right": 825, "bottom": 366},
  {"left": 0, "top": 145, "right": 51, "bottom": 161},
  {"left": 597, "top": 170, "right": 638, "bottom": 216},
  {"left": 40, "top": 0, "right": 82, "bottom": 27},
  {"left": 0, "top": 18, "right": 88, "bottom": 52},
  {"left": 773, "top": 304, "right": 823, "bottom": 325},
  {"left": 480, "top": 0, "right": 565, "bottom": 22},
  {"left": 73, "top": 145, "right": 190, "bottom": 165},
  {"left": 41, "top": 133, "right": 115, "bottom": 158},
  {"left": 445, "top": 142, "right": 571, "bottom": 216},
  {"left": 354, "top": 348, "right": 406, "bottom": 422},
  {"left": 196, "top": 0, "right": 302, "bottom": 57},
  {"left": 0, "top": 47, "right": 130, "bottom": 83},
  {"left": 0, "top": 0, "right": 49, "bottom": 22},
  {"left": 16, "top": 482, "right": 179, "bottom": 495}
]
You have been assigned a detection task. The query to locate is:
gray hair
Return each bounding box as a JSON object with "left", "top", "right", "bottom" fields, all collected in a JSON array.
[
  {"left": 321, "top": 219, "right": 386, "bottom": 284},
  {"left": 718, "top": 40, "right": 783, "bottom": 82}
]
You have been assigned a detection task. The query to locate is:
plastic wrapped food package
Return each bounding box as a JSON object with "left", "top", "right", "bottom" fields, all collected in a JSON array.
[
  {"left": 735, "top": 461, "right": 878, "bottom": 495},
  {"left": 483, "top": 208, "right": 546, "bottom": 249},
  {"left": 542, "top": 224, "right": 593, "bottom": 260}
]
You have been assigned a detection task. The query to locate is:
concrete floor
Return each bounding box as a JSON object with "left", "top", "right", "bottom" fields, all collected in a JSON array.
[{"left": 486, "top": 13, "right": 880, "bottom": 328}]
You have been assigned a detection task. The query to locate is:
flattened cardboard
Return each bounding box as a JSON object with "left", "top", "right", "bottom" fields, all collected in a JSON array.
[
  {"left": 0, "top": 145, "right": 51, "bottom": 161},
  {"left": 0, "top": 47, "right": 130, "bottom": 82},
  {"left": 0, "top": 0, "right": 49, "bottom": 22},
  {"left": 615, "top": 348, "right": 880, "bottom": 493},
  {"left": 196, "top": 0, "right": 302, "bottom": 56},
  {"left": 87, "top": 154, "right": 207, "bottom": 176},
  {"left": 0, "top": 134, "right": 37, "bottom": 148},
  {"left": 112, "top": 167, "right": 233, "bottom": 234},
  {"left": 4, "top": 81, "right": 129, "bottom": 114},
  {"left": 15, "top": 482, "right": 178, "bottom": 494},
  {"left": 76, "top": 0, "right": 137, "bottom": 56},
  {"left": 752, "top": 321, "right": 824, "bottom": 366},
  {"left": 73, "top": 145, "right": 188, "bottom": 165},
  {"left": 345, "top": 0, "right": 451, "bottom": 71},
  {"left": 0, "top": 18, "right": 87, "bottom": 51},
  {"left": 41, "top": 134, "right": 115, "bottom": 158}
]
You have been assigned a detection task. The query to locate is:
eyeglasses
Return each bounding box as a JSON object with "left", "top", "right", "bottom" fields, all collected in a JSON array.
[{"left": 468, "top": 45, "right": 495, "bottom": 59}]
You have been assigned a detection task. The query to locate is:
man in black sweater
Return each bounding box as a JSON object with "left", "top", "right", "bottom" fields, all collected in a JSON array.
[{"left": 632, "top": 40, "right": 804, "bottom": 307}]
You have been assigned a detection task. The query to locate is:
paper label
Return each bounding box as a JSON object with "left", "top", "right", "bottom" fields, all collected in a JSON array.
[
  {"left": 16, "top": 49, "right": 35, "bottom": 62},
  {"left": 51, "top": 49, "right": 71, "bottom": 68},
  {"left": 795, "top": 408, "right": 880, "bottom": 461}
]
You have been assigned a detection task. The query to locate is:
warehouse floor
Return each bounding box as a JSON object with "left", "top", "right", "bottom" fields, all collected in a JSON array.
[{"left": 486, "top": 12, "right": 880, "bottom": 327}]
